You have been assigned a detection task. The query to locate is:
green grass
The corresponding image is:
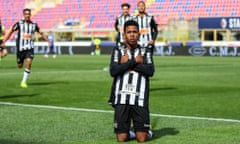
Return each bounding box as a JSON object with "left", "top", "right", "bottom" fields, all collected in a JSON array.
[{"left": 0, "top": 55, "right": 240, "bottom": 144}]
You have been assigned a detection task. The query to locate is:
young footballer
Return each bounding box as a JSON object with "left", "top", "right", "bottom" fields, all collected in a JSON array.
[
  {"left": 114, "top": 3, "right": 133, "bottom": 46},
  {"left": 109, "top": 20, "right": 154, "bottom": 142},
  {"left": 1, "top": 8, "right": 51, "bottom": 88},
  {"left": 135, "top": 1, "right": 158, "bottom": 52}
]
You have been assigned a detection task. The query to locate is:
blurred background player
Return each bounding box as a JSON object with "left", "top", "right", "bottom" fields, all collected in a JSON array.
[
  {"left": 135, "top": 1, "right": 158, "bottom": 52},
  {"left": 0, "top": 18, "right": 7, "bottom": 60},
  {"left": 114, "top": 3, "right": 132, "bottom": 46},
  {"left": 1, "top": 8, "right": 51, "bottom": 88},
  {"left": 44, "top": 31, "right": 56, "bottom": 58}
]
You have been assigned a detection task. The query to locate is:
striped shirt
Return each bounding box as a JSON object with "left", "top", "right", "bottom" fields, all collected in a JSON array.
[
  {"left": 110, "top": 45, "right": 154, "bottom": 107},
  {"left": 114, "top": 14, "right": 133, "bottom": 44},
  {"left": 135, "top": 14, "right": 158, "bottom": 47},
  {"left": 11, "top": 19, "right": 40, "bottom": 52}
]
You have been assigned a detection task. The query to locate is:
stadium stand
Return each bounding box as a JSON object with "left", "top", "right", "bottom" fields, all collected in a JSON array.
[
  {"left": 1, "top": 0, "right": 240, "bottom": 30},
  {"left": 2, "top": 0, "right": 240, "bottom": 55},
  {"left": 1, "top": 1, "right": 26, "bottom": 29}
]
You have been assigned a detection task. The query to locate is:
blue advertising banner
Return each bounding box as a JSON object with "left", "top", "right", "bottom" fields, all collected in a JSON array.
[
  {"left": 199, "top": 17, "right": 240, "bottom": 29},
  {"left": 5, "top": 41, "right": 240, "bottom": 56}
]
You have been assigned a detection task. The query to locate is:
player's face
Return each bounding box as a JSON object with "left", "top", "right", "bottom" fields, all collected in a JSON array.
[
  {"left": 122, "top": 6, "right": 129, "bottom": 16},
  {"left": 124, "top": 26, "right": 140, "bottom": 47},
  {"left": 137, "top": 2, "right": 145, "bottom": 13},
  {"left": 23, "top": 11, "right": 31, "bottom": 21}
]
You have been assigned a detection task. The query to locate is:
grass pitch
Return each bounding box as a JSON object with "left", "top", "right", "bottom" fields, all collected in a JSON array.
[{"left": 0, "top": 55, "right": 240, "bottom": 144}]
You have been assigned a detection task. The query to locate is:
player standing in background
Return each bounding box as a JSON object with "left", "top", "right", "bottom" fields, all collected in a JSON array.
[
  {"left": 0, "top": 18, "right": 7, "bottom": 60},
  {"left": 135, "top": 1, "right": 158, "bottom": 52},
  {"left": 110, "top": 20, "right": 154, "bottom": 142},
  {"left": 114, "top": 3, "right": 132, "bottom": 46},
  {"left": 109, "top": 3, "right": 133, "bottom": 105},
  {"left": 44, "top": 31, "right": 56, "bottom": 58},
  {"left": 1, "top": 8, "right": 51, "bottom": 88}
]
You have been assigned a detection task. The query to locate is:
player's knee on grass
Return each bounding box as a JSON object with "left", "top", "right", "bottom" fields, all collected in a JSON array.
[
  {"left": 136, "top": 131, "right": 149, "bottom": 142},
  {"left": 117, "top": 133, "right": 129, "bottom": 142}
]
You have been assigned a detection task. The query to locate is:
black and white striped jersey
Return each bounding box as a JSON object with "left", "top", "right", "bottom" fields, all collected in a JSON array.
[
  {"left": 135, "top": 14, "right": 158, "bottom": 47},
  {"left": 110, "top": 45, "right": 154, "bottom": 107},
  {"left": 11, "top": 19, "right": 40, "bottom": 52},
  {"left": 114, "top": 14, "right": 133, "bottom": 44}
]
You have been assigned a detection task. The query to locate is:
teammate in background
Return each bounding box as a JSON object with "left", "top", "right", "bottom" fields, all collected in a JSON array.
[
  {"left": 135, "top": 1, "right": 158, "bottom": 52},
  {"left": 0, "top": 18, "right": 7, "bottom": 60},
  {"left": 114, "top": 3, "right": 132, "bottom": 46},
  {"left": 109, "top": 20, "right": 154, "bottom": 142},
  {"left": 1, "top": 8, "right": 51, "bottom": 88},
  {"left": 109, "top": 2, "right": 132, "bottom": 106},
  {"left": 44, "top": 31, "right": 56, "bottom": 58}
]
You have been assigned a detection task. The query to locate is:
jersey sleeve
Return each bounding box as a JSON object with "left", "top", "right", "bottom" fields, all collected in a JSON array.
[
  {"left": 11, "top": 22, "right": 19, "bottom": 31},
  {"left": 35, "top": 23, "right": 40, "bottom": 33},
  {"left": 150, "top": 16, "right": 158, "bottom": 40},
  {"left": 110, "top": 47, "right": 136, "bottom": 77},
  {"left": 114, "top": 17, "right": 119, "bottom": 32},
  {"left": 133, "top": 48, "right": 155, "bottom": 77}
]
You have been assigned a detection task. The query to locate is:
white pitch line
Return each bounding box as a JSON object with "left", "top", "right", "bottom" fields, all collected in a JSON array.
[
  {"left": 0, "top": 101, "right": 113, "bottom": 113},
  {"left": 0, "top": 101, "right": 240, "bottom": 123}
]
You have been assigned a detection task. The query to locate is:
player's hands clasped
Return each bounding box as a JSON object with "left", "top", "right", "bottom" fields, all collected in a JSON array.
[
  {"left": 135, "top": 55, "right": 143, "bottom": 64},
  {"left": 120, "top": 49, "right": 129, "bottom": 64}
]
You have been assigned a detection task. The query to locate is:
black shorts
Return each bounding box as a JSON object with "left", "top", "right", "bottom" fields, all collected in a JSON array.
[
  {"left": 114, "top": 105, "right": 150, "bottom": 134},
  {"left": 17, "top": 49, "right": 34, "bottom": 64}
]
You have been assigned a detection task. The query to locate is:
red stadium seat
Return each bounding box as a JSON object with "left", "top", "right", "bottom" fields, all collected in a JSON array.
[{"left": 1, "top": 0, "right": 239, "bottom": 30}]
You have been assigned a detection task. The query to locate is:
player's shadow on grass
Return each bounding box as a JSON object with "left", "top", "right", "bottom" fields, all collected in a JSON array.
[
  {"left": 151, "top": 127, "right": 179, "bottom": 140},
  {"left": 0, "top": 93, "right": 40, "bottom": 99},
  {"left": 150, "top": 87, "right": 176, "bottom": 92}
]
